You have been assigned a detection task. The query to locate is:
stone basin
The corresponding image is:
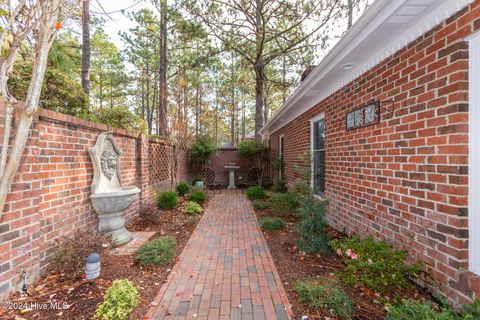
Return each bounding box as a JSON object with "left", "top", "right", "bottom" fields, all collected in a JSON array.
[
  {"left": 91, "top": 186, "right": 141, "bottom": 214},
  {"left": 89, "top": 132, "right": 141, "bottom": 246},
  {"left": 91, "top": 187, "right": 140, "bottom": 246}
]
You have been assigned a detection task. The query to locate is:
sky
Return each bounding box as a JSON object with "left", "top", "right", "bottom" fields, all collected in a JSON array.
[
  {"left": 90, "top": 0, "right": 372, "bottom": 55},
  {"left": 89, "top": 0, "right": 155, "bottom": 50}
]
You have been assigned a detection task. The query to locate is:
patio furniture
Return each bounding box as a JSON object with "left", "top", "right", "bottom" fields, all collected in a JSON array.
[
  {"left": 247, "top": 167, "right": 261, "bottom": 185},
  {"left": 203, "top": 167, "right": 221, "bottom": 189}
]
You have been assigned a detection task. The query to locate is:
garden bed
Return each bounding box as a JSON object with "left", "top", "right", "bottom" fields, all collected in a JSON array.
[
  {"left": 1, "top": 194, "right": 208, "bottom": 320},
  {"left": 254, "top": 198, "right": 433, "bottom": 320}
]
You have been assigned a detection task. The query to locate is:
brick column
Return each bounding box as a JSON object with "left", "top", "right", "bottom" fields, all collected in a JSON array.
[{"left": 136, "top": 134, "right": 151, "bottom": 208}]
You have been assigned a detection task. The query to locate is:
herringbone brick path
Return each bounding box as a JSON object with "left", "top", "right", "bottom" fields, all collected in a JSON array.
[{"left": 144, "top": 189, "right": 291, "bottom": 320}]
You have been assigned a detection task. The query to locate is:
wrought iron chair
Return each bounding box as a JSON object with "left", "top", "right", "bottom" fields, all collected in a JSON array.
[
  {"left": 203, "top": 167, "right": 221, "bottom": 189},
  {"left": 247, "top": 167, "right": 262, "bottom": 186}
]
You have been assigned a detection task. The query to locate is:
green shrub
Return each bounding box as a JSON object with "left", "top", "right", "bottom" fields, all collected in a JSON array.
[
  {"left": 252, "top": 199, "right": 269, "bottom": 210},
  {"left": 157, "top": 191, "right": 178, "bottom": 209},
  {"left": 189, "top": 189, "right": 206, "bottom": 204},
  {"left": 294, "top": 196, "right": 330, "bottom": 256},
  {"left": 260, "top": 217, "right": 285, "bottom": 230},
  {"left": 294, "top": 279, "right": 354, "bottom": 320},
  {"left": 94, "top": 279, "right": 139, "bottom": 320},
  {"left": 184, "top": 201, "right": 203, "bottom": 215},
  {"left": 329, "top": 236, "right": 419, "bottom": 294},
  {"left": 272, "top": 179, "right": 288, "bottom": 193},
  {"left": 135, "top": 236, "right": 176, "bottom": 266},
  {"left": 271, "top": 192, "right": 298, "bottom": 215},
  {"left": 176, "top": 182, "right": 190, "bottom": 196},
  {"left": 246, "top": 186, "right": 266, "bottom": 200}
]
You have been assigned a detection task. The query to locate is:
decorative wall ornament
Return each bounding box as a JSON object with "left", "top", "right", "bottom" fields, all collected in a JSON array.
[
  {"left": 100, "top": 150, "right": 117, "bottom": 180},
  {"left": 89, "top": 132, "right": 141, "bottom": 245},
  {"left": 346, "top": 101, "right": 380, "bottom": 130}
]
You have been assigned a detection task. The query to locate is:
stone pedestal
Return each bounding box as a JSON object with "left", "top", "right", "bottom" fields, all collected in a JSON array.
[{"left": 225, "top": 165, "right": 240, "bottom": 189}]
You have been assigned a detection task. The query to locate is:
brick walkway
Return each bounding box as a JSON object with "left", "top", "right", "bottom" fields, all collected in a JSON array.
[{"left": 144, "top": 189, "right": 291, "bottom": 320}]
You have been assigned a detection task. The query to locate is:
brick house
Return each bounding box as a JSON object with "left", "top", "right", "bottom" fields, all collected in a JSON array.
[{"left": 260, "top": 0, "right": 480, "bottom": 304}]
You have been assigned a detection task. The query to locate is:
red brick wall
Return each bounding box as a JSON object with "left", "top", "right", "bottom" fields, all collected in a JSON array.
[
  {"left": 0, "top": 106, "right": 190, "bottom": 299},
  {"left": 269, "top": 1, "right": 480, "bottom": 304},
  {"left": 201, "top": 148, "right": 270, "bottom": 186}
]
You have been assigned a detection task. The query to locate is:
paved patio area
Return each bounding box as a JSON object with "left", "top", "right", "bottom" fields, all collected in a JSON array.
[{"left": 144, "top": 189, "right": 291, "bottom": 320}]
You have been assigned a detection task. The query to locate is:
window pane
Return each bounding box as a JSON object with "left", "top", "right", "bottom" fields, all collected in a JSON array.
[
  {"left": 313, "top": 119, "right": 325, "bottom": 150},
  {"left": 313, "top": 150, "right": 325, "bottom": 195}
]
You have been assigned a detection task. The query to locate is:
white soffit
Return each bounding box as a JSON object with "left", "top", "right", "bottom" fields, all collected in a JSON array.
[{"left": 261, "top": 0, "right": 474, "bottom": 136}]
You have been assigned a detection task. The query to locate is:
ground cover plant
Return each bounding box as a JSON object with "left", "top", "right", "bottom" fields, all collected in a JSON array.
[
  {"left": 259, "top": 217, "right": 285, "bottom": 230},
  {"left": 387, "top": 298, "right": 480, "bottom": 320},
  {"left": 93, "top": 279, "right": 139, "bottom": 320},
  {"left": 252, "top": 199, "right": 269, "bottom": 210},
  {"left": 135, "top": 236, "right": 176, "bottom": 266},
  {"left": 330, "top": 236, "right": 420, "bottom": 295},
  {"left": 294, "top": 278, "right": 354, "bottom": 320},
  {"left": 184, "top": 200, "right": 203, "bottom": 215}
]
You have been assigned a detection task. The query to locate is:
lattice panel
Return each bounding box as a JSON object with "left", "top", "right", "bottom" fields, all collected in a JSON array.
[{"left": 149, "top": 141, "right": 171, "bottom": 184}]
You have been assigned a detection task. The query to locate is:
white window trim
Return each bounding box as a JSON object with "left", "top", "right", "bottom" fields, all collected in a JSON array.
[
  {"left": 468, "top": 31, "right": 480, "bottom": 275},
  {"left": 310, "top": 113, "right": 325, "bottom": 198}
]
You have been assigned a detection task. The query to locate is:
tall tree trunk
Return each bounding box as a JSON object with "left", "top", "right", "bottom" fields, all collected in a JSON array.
[
  {"left": 158, "top": 0, "right": 168, "bottom": 135},
  {"left": 282, "top": 55, "right": 287, "bottom": 104},
  {"left": 214, "top": 89, "right": 218, "bottom": 145},
  {"left": 81, "top": 0, "right": 90, "bottom": 96},
  {"left": 146, "top": 63, "right": 152, "bottom": 134},
  {"left": 99, "top": 70, "right": 103, "bottom": 108},
  {"left": 195, "top": 78, "right": 199, "bottom": 136},
  {"left": 242, "top": 94, "right": 246, "bottom": 140},
  {"left": 254, "top": 61, "right": 264, "bottom": 139},
  {"left": 254, "top": 0, "right": 264, "bottom": 139},
  {"left": 230, "top": 55, "right": 236, "bottom": 146}
]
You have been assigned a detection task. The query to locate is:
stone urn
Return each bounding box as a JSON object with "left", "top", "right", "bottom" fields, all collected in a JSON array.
[{"left": 89, "top": 132, "right": 140, "bottom": 246}]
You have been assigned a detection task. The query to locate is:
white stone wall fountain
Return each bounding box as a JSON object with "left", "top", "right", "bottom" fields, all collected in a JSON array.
[{"left": 89, "top": 132, "right": 141, "bottom": 246}]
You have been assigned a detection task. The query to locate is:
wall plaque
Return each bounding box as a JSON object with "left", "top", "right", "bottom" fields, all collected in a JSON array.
[{"left": 346, "top": 101, "right": 380, "bottom": 130}]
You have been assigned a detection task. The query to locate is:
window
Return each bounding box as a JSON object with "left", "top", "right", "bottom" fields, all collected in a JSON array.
[
  {"left": 311, "top": 115, "right": 325, "bottom": 196},
  {"left": 468, "top": 31, "right": 480, "bottom": 275},
  {"left": 279, "top": 135, "right": 285, "bottom": 180}
]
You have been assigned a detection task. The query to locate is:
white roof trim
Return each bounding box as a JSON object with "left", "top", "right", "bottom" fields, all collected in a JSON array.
[{"left": 260, "top": 0, "right": 474, "bottom": 136}]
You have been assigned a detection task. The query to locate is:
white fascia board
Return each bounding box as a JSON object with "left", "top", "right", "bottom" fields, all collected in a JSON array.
[{"left": 261, "top": 0, "right": 474, "bottom": 136}]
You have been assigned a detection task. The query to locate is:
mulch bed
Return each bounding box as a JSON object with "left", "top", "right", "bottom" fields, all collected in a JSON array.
[
  {"left": 1, "top": 195, "right": 208, "bottom": 320},
  {"left": 255, "top": 204, "right": 433, "bottom": 320}
]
